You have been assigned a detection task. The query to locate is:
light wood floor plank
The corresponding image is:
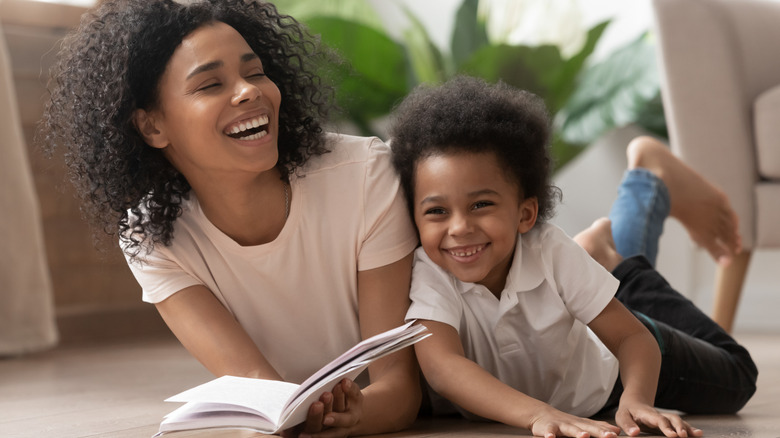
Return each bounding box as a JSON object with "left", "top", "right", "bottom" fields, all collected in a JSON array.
[{"left": 1, "top": 333, "right": 777, "bottom": 437}]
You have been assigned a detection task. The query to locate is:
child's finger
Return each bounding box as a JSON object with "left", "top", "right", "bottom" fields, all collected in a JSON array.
[
  {"left": 320, "top": 391, "right": 333, "bottom": 416},
  {"left": 302, "top": 401, "right": 325, "bottom": 434},
  {"left": 614, "top": 409, "right": 641, "bottom": 437},
  {"left": 331, "top": 382, "right": 346, "bottom": 412}
]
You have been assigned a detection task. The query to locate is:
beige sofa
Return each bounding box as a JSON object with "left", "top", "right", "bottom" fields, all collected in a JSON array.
[{"left": 652, "top": 0, "right": 780, "bottom": 332}]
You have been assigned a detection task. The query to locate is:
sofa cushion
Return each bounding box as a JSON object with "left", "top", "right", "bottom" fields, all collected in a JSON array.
[{"left": 754, "top": 84, "right": 780, "bottom": 179}]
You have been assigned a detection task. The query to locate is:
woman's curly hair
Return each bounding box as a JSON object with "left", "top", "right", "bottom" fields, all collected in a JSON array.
[
  {"left": 38, "top": 0, "right": 333, "bottom": 259},
  {"left": 389, "top": 76, "right": 561, "bottom": 225}
]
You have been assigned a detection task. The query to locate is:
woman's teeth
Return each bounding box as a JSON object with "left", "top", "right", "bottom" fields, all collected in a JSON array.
[{"left": 225, "top": 115, "right": 269, "bottom": 138}]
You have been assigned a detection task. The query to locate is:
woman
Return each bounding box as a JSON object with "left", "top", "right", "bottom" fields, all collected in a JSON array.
[{"left": 39, "top": 1, "right": 420, "bottom": 436}]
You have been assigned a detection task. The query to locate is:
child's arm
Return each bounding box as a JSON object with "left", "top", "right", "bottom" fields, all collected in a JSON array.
[
  {"left": 416, "top": 320, "right": 621, "bottom": 438},
  {"left": 588, "top": 298, "right": 703, "bottom": 438}
]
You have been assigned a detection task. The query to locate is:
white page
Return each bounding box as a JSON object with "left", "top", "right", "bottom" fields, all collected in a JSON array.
[{"left": 166, "top": 376, "right": 299, "bottom": 425}]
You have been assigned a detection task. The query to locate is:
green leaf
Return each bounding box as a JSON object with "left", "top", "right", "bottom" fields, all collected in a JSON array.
[
  {"left": 305, "top": 17, "right": 410, "bottom": 128},
  {"left": 457, "top": 44, "right": 566, "bottom": 113},
  {"left": 273, "top": 0, "right": 384, "bottom": 32},
  {"left": 557, "top": 34, "right": 661, "bottom": 144},
  {"left": 401, "top": 5, "right": 448, "bottom": 84},
  {"left": 550, "top": 133, "right": 584, "bottom": 171},
  {"left": 451, "top": 0, "right": 489, "bottom": 69},
  {"left": 548, "top": 20, "right": 610, "bottom": 112},
  {"left": 634, "top": 92, "right": 668, "bottom": 139}
]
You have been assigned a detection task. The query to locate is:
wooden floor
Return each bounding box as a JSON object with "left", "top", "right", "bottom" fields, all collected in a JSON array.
[{"left": 1, "top": 332, "right": 778, "bottom": 438}]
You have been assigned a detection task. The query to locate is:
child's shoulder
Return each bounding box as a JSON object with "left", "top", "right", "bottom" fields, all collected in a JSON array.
[
  {"left": 521, "top": 222, "right": 570, "bottom": 248},
  {"left": 412, "top": 246, "right": 460, "bottom": 287}
]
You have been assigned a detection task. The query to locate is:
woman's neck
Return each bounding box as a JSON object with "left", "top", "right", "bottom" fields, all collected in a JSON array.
[{"left": 191, "top": 168, "right": 290, "bottom": 246}]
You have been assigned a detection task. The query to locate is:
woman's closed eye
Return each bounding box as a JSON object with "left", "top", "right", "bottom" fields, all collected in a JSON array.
[{"left": 195, "top": 81, "right": 221, "bottom": 92}]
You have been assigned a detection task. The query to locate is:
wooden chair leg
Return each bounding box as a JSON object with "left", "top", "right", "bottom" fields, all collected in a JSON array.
[{"left": 711, "top": 250, "right": 752, "bottom": 333}]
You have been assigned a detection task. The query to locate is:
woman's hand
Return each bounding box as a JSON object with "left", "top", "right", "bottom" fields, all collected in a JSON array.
[
  {"left": 282, "top": 379, "right": 364, "bottom": 438},
  {"left": 529, "top": 406, "right": 621, "bottom": 438},
  {"left": 615, "top": 400, "right": 703, "bottom": 437}
]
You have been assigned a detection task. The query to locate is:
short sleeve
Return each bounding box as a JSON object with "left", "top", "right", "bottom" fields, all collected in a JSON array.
[
  {"left": 543, "top": 226, "right": 619, "bottom": 324},
  {"left": 357, "top": 139, "right": 418, "bottom": 271},
  {"left": 122, "top": 240, "right": 202, "bottom": 304},
  {"left": 405, "top": 248, "right": 463, "bottom": 330}
]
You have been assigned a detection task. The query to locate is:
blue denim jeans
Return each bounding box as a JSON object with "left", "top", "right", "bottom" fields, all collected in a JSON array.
[
  {"left": 598, "top": 169, "right": 757, "bottom": 415},
  {"left": 608, "top": 168, "right": 670, "bottom": 268}
]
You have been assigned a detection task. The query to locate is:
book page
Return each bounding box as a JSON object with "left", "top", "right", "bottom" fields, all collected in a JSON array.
[
  {"left": 158, "top": 322, "right": 430, "bottom": 435},
  {"left": 166, "top": 376, "right": 299, "bottom": 425}
]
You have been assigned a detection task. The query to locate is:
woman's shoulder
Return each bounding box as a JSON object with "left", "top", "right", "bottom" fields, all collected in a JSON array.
[{"left": 300, "top": 133, "right": 387, "bottom": 173}]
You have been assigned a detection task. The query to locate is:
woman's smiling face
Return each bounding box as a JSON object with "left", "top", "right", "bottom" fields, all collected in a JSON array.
[{"left": 138, "top": 21, "right": 282, "bottom": 185}]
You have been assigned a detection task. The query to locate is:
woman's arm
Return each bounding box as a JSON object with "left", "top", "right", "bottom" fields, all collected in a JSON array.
[
  {"left": 344, "top": 252, "right": 421, "bottom": 435},
  {"left": 588, "top": 298, "right": 702, "bottom": 437},
  {"left": 416, "top": 320, "right": 620, "bottom": 438},
  {"left": 155, "top": 284, "right": 282, "bottom": 380}
]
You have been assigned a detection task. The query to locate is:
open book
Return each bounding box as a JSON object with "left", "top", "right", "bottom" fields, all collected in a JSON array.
[{"left": 154, "top": 321, "right": 429, "bottom": 436}]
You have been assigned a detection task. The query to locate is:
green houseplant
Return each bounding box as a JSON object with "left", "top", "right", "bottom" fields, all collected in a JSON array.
[{"left": 275, "top": 0, "right": 665, "bottom": 170}]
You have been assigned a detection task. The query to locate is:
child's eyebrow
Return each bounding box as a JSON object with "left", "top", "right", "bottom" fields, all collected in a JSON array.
[
  {"left": 186, "top": 53, "right": 260, "bottom": 80},
  {"left": 419, "top": 195, "right": 445, "bottom": 205},
  {"left": 419, "top": 189, "right": 498, "bottom": 205},
  {"left": 467, "top": 189, "right": 499, "bottom": 198}
]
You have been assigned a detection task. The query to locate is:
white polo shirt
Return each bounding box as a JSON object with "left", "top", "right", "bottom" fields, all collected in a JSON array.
[
  {"left": 125, "top": 134, "right": 419, "bottom": 384},
  {"left": 407, "top": 223, "right": 620, "bottom": 417}
]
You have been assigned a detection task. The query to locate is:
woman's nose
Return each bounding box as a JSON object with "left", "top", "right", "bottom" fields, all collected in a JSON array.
[{"left": 231, "top": 79, "right": 261, "bottom": 105}]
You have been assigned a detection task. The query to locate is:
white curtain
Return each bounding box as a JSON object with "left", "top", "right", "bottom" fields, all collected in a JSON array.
[{"left": 0, "top": 22, "right": 58, "bottom": 355}]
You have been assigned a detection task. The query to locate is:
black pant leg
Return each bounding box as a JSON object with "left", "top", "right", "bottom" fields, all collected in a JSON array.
[{"left": 609, "top": 256, "right": 758, "bottom": 414}]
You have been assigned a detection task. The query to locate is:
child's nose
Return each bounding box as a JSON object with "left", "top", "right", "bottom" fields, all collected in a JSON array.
[{"left": 449, "top": 213, "right": 473, "bottom": 236}]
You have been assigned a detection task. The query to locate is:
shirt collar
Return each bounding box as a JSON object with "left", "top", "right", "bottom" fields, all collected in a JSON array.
[{"left": 453, "top": 232, "right": 545, "bottom": 296}]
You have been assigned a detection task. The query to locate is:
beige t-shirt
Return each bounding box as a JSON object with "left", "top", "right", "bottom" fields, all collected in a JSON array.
[
  {"left": 126, "top": 134, "right": 418, "bottom": 383},
  {"left": 407, "top": 223, "right": 620, "bottom": 417}
]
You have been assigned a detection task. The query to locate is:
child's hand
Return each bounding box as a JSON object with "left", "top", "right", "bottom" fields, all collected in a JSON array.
[
  {"left": 615, "top": 400, "right": 703, "bottom": 437},
  {"left": 530, "top": 406, "right": 621, "bottom": 438},
  {"left": 285, "top": 379, "right": 363, "bottom": 438}
]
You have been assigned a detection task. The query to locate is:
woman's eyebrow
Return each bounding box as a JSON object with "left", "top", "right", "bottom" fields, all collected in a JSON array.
[
  {"left": 241, "top": 52, "right": 259, "bottom": 63},
  {"left": 185, "top": 53, "right": 258, "bottom": 80},
  {"left": 186, "top": 61, "right": 223, "bottom": 80}
]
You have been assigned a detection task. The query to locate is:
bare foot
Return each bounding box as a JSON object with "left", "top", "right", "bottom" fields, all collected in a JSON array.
[
  {"left": 574, "top": 218, "right": 624, "bottom": 271},
  {"left": 626, "top": 136, "right": 741, "bottom": 266}
]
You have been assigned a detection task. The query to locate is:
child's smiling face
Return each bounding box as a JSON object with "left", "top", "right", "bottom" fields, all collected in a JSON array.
[{"left": 413, "top": 151, "right": 538, "bottom": 296}]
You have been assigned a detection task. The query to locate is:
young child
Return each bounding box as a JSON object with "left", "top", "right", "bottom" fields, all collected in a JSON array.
[
  {"left": 40, "top": 1, "right": 420, "bottom": 436},
  {"left": 389, "top": 76, "right": 757, "bottom": 438}
]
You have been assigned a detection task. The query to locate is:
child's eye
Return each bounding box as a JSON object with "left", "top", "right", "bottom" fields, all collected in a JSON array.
[
  {"left": 472, "top": 201, "right": 494, "bottom": 210},
  {"left": 424, "top": 207, "right": 447, "bottom": 216}
]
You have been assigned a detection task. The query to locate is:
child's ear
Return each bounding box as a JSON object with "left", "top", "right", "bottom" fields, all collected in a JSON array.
[
  {"left": 517, "top": 197, "right": 538, "bottom": 233},
  {"left": 132, "top": 108, "right": 169, "bottom": 149}
]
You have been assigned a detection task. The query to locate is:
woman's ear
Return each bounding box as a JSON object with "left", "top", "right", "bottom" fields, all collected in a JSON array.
[
  {"left": 132, "top": 108, "right": 169, "bottom": 149},
  {"left": 517, "top": 197, "right": 539, "bottom": 234}
]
